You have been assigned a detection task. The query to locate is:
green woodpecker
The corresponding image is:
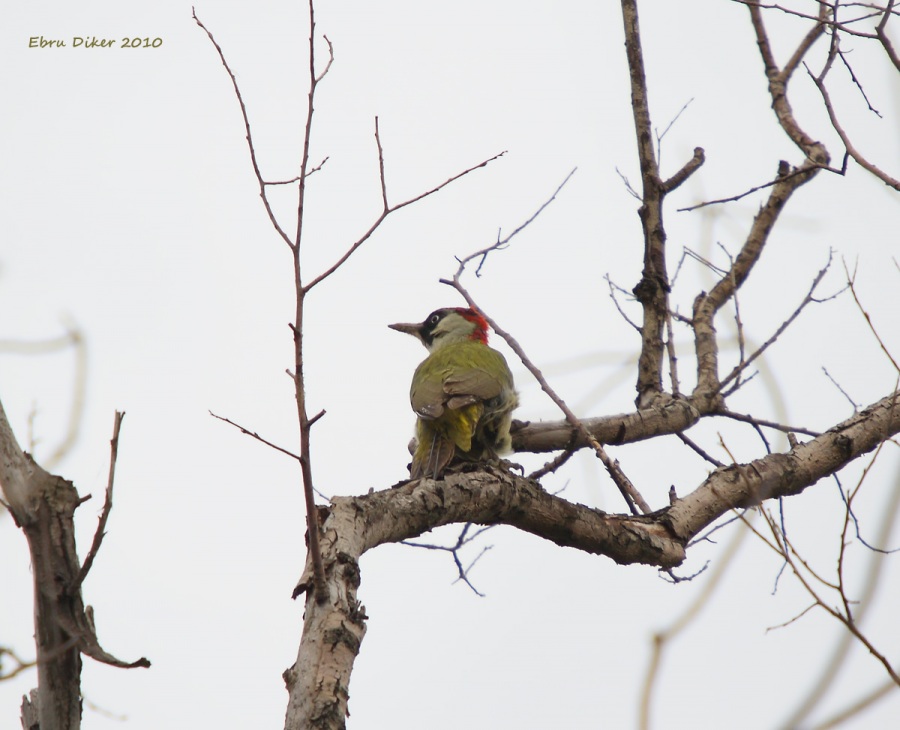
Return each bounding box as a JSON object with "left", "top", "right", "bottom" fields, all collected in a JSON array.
[{"left": 389, "top": 307, "right": 518, "bottom": 479}]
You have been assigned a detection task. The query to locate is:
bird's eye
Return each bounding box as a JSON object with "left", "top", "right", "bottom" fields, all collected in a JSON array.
[{"left": 428, "top": 313, "right": 441, "bottom": 326}]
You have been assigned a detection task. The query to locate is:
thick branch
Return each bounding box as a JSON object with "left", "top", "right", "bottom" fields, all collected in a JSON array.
[
  {"left": 0, "top": 399, "right": 148, "bottom": 730},
  {"left": 621, "top": 0, "right": 670, "bottom": 407},
  {"left": 748, "top": 2, "right": 830, "bottom": 159},
  {"left": 0, "top": 400, "right": 37, "bottom": 522},
  {"left": 511, "top": 398, "right": 702, "bottom": 453},
  {"left": 692, "top": 159, "right": 821, "bottom": 403},
  {"left": 285, "top": 387, "right": 900, "bottom": 728},
  {"left": 876, "top": 0, "right": 900, "bottom": 71},
  {"left": 666, "top": 390, "right": 900, "bottom": 541}
]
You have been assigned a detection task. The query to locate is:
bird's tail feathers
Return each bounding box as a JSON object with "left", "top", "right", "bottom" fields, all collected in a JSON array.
[{"left": 410, "top": 433, "right": 456, "bottom": 480}]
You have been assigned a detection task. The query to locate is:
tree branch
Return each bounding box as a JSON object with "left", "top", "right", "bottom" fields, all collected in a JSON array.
[
  {"left": 666, "top": 389, "right": 900, "bottom": 541},
  {"left": 808, "top": 66, "right": 900, "bottom": 190},
  {"left": 193, "top": 10, "right": 296, "bottom": 249},
  {"left": 621, "top": 0, "right": 670, "bottom": 407},
  {"left": 285, "top": 387, "right": 900, "bottom": 727},
  {"left": 304, "top": 137, "right": 505, "bottom": 292},
  {"left": 71, "top": 411, "right": 125, "bottom": 592},
  {"left": 0, "top": 398, "right": 148, "bottom": 730}
]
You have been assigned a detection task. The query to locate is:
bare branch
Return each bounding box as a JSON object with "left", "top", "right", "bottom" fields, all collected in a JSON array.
[
  {"left": 780, "top": 464, "right": 900, "bottom": 726},
  {"left": 837, "top": 47, "right": 882, "bottom": 117},
  {"left": 716, "top": 410, "right": 820, "bottom": 438},
  {"left": 0, "top": 646, "right": 39, "bottom": 681},
  {"left": 447, "top": 167, "right": 576, "bottom": 281},
  {"left": 655, "top": 98, "right": 695, "bottom": 163},
  {"left": 467, "top": 298, "right": 650, "bottom": 514},
  {"left": 808, "top": 67, "right": 900, "bottom": 190},
  {"left": 315, "top": 34, "right": 334, "bottom": 83},
  {"left": 621, "top": 0, "right": 673, "bottom": 408},
  {"left": 511, "top": 399, "right": 702, "bottom": 454},
  {"left": 809, "top": 679, "right": 899, "bottom": 729},
  {"left": 193, "top": 10, "right": 296, "bottom": 248},
  {"left": 731, "top": 1, "right": 894, "bottom": 39},
  {"left": 678, "top": 163, "right": 836, "bottom": 212},
  {"left": 71, "top": 411, "right": 125, "bottom": 592},
  {"left": 664, "top": 306, "right": 681, "bottom": 396},
  {"left": 304, "top": 146, "right": 506, "bottom": 292},
  {"left": 758, "top": 506, "right": 900, "bottom": 686},
  {"left": 441, "top": 178, "right": 651, "bottom": 513},
  {"left": 527, "top": 439, "right": 578, "bottom": 480},
  {"left": 639, "top": 517, "right": 753, "bottom": 730},
  {"left": 375, "top": 116, "right": 389, "bottom": 210},
  {"left": 747, "top": 2, "right": 830, "bottom": 158},
  {"left": 875, "top": 0, "right": 900, "bottom": 70},
  {"left": 676, "top": 433, "right": 726, "bottom": 468},
  {"left": 843, "top": 259, "right": 900, "bottom": 373},
  {"left": 822, "top": 367, "right": 861, "bottom": 411},
  {"left": 0, "top": 397, "right": 36, "bottom": 521},
  {"left": 694, "top": 219, "right": 833, "bottom": 401},
  {"left": 402, "top": 523, "right": 497, "bottom": 597},
  {"left": 210, "top": 410, "right": 303, "bottom": 462},
  {"left": 666, "top": 390, "right": 900, "bottom": 542},
  {"left": 661, "top": 147, "right": 705, "bottom": 193},
  {"left": 605, "top": 274, "right": 642, "bottom": 332}
]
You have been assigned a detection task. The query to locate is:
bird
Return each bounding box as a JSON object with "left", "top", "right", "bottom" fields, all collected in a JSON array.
[{"left": 389, "top": 307, "right": 518, "bottom": 479}]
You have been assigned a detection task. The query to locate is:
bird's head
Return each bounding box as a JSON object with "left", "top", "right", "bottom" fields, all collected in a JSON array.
[{"left": 389, "top": 307, "right": 490, "bottom": 352}]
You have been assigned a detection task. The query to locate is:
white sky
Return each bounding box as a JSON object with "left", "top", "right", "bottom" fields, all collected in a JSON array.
[{"left": 2, "top": 1, "right": 899, "bottom": 728}]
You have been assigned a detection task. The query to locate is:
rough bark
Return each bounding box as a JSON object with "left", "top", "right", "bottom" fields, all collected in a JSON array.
[
  {"left": 511, "top": 398, "right": 702, "bottom": 453},
  {"left": 621, "top": 0, "right": 670, "bottom": 408},
  {"left": 0, "top": 401, "right": 149, "bottom": 730},
  {"left": 666, "top": 391, "right": 900, "bottom": 540},
  {"left": 285, "top": 389, "right": 900, "bottom": 728}
]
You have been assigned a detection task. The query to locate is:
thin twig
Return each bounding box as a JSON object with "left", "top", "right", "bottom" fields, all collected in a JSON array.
[
  {"left": 731, "top": 1, "right": 894, "bottom": 39},
  {"left": 448, "top": 167, "right": 576, "bottom": 281},
  {"left": 837, "top": 48, "right": 881, "bottom": 116},
  {"left": 210, "top": 411, "right": 302, "bottom": 461},
  {"left": 402, "top": 523, "right": 497, "bottom": 597},
  {"left": 716, "top": 410, "right": 820, "bottom": 437},
  {"left": 758, "top": 506, "right": 900, "bottom": 686},
  {"left": 809, "top": 679, "right": 898, "bottom": 730},
  {"left": 807, "top": 66, "right": 900, "bottom": 190},
  {"left": 718, "top": 252, "right": 836, "bottom": 390},
  {"left": 664, "top": 303, "right": 681, "bottom": 396},
  {"left": 0, "top": 646, "right": 37, "bottom": 681},
  {"left": 304, "top": 140, "right": 507, "bottom": 291},
  {"left": 640, "top": 514, "right": 754, "bottom": 730},
  {"left": 448, "top": 288, "right": 651, "bottom": 515},
  {"left": 605, "top": 274, "right": 642, "bottom": 332},
  {"left": 72, "top": 411, "right": 125, "bottom": 592},
  {"left": 844, "top": 260, "right": 900, "bottom": 372},
  {"left": 678, "top": 164, "right": 833, "bottom": 212},
  {"left": 655, "top": 98, "right": 694, "bottom": 163},
  {"left": 441, "top": 172, "right": 650, "bottom": 514},
  {"left": 676, "top": 433, "right": 725, "bottom": 468},
  {"left": 193, "top": 10, "right": 296, "bottom": 248},
  {"left": 209, "top": 411, "right": 330, "bottom": 501},
  {"left": 528, "top": 437, "right": 578, "bottom": 480},
  {"left": 822, "top": 367, "right": 860, "bottom": 411}
]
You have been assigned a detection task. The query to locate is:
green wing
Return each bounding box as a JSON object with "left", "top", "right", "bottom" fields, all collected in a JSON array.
[{"left": 410, "top": 341, "right": 511, "bottom": 419}]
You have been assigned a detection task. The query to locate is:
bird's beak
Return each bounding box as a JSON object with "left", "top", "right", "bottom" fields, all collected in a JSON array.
[{"left": 388, "top": 321, "right": 423, "bottom": 340}]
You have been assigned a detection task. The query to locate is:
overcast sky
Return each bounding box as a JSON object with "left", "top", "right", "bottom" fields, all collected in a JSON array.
[{"left": 2, "top": 2, "right": 899, "bottom": 728}]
